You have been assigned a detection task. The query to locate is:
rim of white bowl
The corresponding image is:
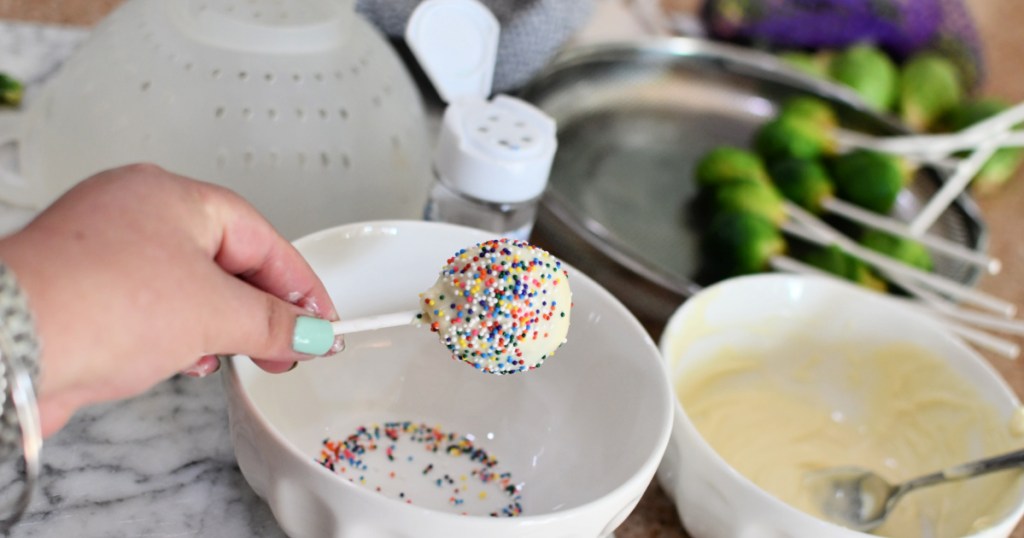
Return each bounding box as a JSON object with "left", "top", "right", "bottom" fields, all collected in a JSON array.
[
  {"left": 657, "top": 273, "right": 1024, "bottom": 537},
  {"left": 224, "top": 219, "right": 677, "bottom": 527}
]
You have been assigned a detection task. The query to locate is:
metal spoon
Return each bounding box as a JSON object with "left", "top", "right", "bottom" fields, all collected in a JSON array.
[{"left": 809, "top": 447, "right": 1024, "bottom": 532}]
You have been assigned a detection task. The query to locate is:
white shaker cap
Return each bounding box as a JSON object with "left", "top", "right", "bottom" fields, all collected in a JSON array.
[
  {"left": 434, "top": 95, "right": 557, "bottom": 203},
  {"left": 405, "top": 0, "right": 499, "bottom": 104}
]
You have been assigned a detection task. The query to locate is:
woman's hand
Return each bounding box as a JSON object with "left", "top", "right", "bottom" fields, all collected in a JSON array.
[{"left": 0, "top": 164, "right": 343, "bottom": 436}]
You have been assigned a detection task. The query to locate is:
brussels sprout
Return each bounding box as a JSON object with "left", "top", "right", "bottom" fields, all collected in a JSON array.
[
  {"left": 753, "top": 115, "right": 834, "bottom": 163},
  {"left": 694, "top": 146, "right": 771, "bottom": 188},
  {"left": 778, "top": 96, "right": 838, "bottom": 131},
  {"left": 768, "top": 158, "right": 835, "bottom": 214},
  {"left": 940, "top": 99, "right": 1024, "bottom": 194},
  {"left": 828, "top": 44, "right": 899, "bottom": 111},
  {"left": 899, "top": 53, "right": 963, "bottom": 132},
  {"left": 702, "top": 212, "right": 786, "bottom": 277},
  {"left": 712, "top": 179, "right": 787, "bottom": 226},
  {"left": 779, "top": 51, "right": 830, "bottom": 79},
  {"left": 800, "top": 244, "right": 887, "bottom": 292},
  {"left": 831, "top": 149, "right": 911, "bottom": 214},
  {"left": 0, "top": 73, "right": 22, "bottom": 107},
  {"left": 860, "top": 229, "right": 933, "bottom": 271}
]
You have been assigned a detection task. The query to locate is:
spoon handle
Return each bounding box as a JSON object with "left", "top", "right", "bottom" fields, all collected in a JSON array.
[{"left": 899, "top": 447, "right": 1024, "bottom": 496}]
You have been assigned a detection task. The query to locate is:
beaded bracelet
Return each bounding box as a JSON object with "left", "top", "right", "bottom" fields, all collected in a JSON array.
[{"left": 0, "top": 263, "right": 42, "bottom": 532}]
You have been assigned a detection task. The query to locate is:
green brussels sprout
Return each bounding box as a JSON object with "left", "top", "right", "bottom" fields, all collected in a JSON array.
[
  {"left": 800, "top": 244, "right": 887, "bottom": 292},
  {"left": 779, "top": 51, "right": 830, "bottom": 79},
  {"left": 0, "top": 73, "right": 22, "bottom": 107},
  {"left": 712, "top": 179, "right": 787, "bottom": 226},
  {"left": 694, "top": 146, "right": 771, "bottom": 188},
  {"left": 899, "top": 53, "right": 964, "bottom": 132},
  {"left": 940, "top": 99, "right": 1024, "bottom": 194},
  {"left": 753, "top": 115, "right": 835, "bottom": 163},
  {"left": 830, "top": 149, "right": 911, "bottom": 214},
  {"left": 702, "top": 212, "right": 786, "bottom": 277},
  {"left": 860, "top": 229, "right": 933, "bottom": 271},
  {"left": 778, "top": 96, "right": 838, "bottom": 131},
  {"left": 828, "top": 44, "right": 899, "bottom": 111},
  {"left": 767, "top": 158, "right": 835, "bottom": 214}
]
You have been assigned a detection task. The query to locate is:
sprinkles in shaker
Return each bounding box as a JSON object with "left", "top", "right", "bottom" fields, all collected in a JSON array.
[{"left": 417, "top": 238, "right": 572, "bottom": 374}]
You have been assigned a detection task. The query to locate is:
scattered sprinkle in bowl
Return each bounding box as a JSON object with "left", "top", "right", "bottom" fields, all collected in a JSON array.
[
  {"left": 223, "top": 220, "right": 674, "bottom": 537},
  {"left": 657, "top": 274, "right": 1024, "bottom": 538}
]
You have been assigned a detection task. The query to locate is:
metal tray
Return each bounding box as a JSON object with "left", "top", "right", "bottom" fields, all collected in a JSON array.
[{"left": 520, "top": 38, "right": 987, "bottom": 328}]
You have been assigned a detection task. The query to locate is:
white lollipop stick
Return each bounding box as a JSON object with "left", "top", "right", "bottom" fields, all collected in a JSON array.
[
  {"left": 821, "top": 197, "right": 1000, "bottom": 274},
  {"left": 769, "top": 255, "right": 1020, "bottom": 359},
  {"left": 781, "top": 202, "right": 1016, "bottom": 317},
  {"left": 908, "top": 137, "right": 1003, "bottom": 236},
  {"left": 330, "top": 309, "right": 421, "bottom": 335}
]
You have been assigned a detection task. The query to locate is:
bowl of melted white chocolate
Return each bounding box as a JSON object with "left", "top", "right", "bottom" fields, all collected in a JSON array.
[{"left": 658, "top": 273, "right": 1024, "bottom": 538}]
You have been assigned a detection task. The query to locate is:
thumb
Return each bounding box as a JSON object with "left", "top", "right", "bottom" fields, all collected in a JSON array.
[{"left": 206, "top": 272, "right": 343, "bottom": 364}]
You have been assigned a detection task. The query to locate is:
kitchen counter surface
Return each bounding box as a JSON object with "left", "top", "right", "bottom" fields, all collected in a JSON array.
[{"left": 0, "top": 1, "right": 1022, "bottom": 537}]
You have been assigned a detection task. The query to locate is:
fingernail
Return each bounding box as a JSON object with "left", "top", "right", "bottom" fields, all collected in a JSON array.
[
  {"left": 293, "top": 316, "right": 334, "bottom": 355},
  {"left": 330, "top": 334, "right": 345, "bottom": 354},
  {"left": 182, "top": 355, "right": 221, "bottom": 378},
  {"left": 287, "top": 361, "right": 299, "bottom": 372}
]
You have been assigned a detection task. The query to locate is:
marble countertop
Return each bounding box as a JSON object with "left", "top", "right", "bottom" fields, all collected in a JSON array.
[{"left": 0, "top": 1, "right": 1023, "bottom": 537}]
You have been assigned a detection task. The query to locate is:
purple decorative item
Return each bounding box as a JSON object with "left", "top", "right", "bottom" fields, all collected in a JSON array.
[{"left": 701, "top": 0, "right": 985, "bottom": 88}]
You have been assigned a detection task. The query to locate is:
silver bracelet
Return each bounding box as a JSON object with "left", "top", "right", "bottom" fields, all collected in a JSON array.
[{"left": 0, "top": 263, "right": 42, "bottom": 532}]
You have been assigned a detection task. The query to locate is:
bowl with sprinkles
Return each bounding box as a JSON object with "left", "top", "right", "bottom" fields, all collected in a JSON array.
[{"left": 223, "top": 220, "right": 674, "bottom": 538}]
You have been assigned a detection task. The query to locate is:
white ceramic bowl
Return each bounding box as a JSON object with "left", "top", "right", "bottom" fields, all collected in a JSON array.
[
  {"left": 223, "top": 220, "right": 674, "bottom": 537},
  {"left": 657, "top": 274, "right": 1024, "bottom": 538}
]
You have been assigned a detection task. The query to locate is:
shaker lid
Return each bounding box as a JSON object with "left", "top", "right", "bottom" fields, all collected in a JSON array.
[
  {"left": 405, "top": 0, "right": 499, "bottom": 103},
  {"left": 434, "top": 95, "right": 557, "bottom": 203}
]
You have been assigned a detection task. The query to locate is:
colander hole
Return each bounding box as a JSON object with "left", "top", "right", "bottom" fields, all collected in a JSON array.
[
  {"left": 226, "top": 5, "right": 236, "bottom": 13},
  {"left": 342, "top": 154, "right": 351, "bottom": 169},
  {"left": 184, "top": 62, "right": 193, "bottom": 71},
  {"left": 320, "top": 152, "right": 330, "bottom": 168},
  {"left": 499, "top": 139, "right": 509, "bottom": 146},
  {"left": 350, "top": 65, "right": 360, "bottom": 76},
  {"left": 215, "top": 106, "right": 225, "bottom": 118},
  {"left": 382, "top": 84, "right": 392, "bottom": 95},
  {"left": 318, "top": 109, "right": 328, "bottom": 119},
  {"left": 252, "top": 10, "right": 262, "bottom": 18},
  {"left": 489, "top": 115, "right": 499, "bottom": 122},
  {"left": 296, "top": 108, "right": 306, "bottom": 120},
  {"left": 264, "top": 73, "right": 275, "bottom": 82},
  {"left": 279, "top": 12, "right": 288, "bottom": 20},
  {"left": 522, "top": 136, "right": 532, "bottom": 143},
  {"left": 140, "top": 81, "right": 151, "bottom": 92},
  {"left": 515, "top": 121, "right": 525, "bottom": 128},
  {"left": 298, "top": 152, "right": 308, "bottom": 168},
  {"left": 339, "top": 108, "right": 348, "bottom": 119},
  {"left": 238, "top": 71, "right": 250, "bottom": 81},
  {"left": 293, "top": 73, "right": 302, "bottom": 83},
  {"left": 478, "top": 126, "right": 489, "bottom": 133},
  {"left": 244, "top": 151, "right": 254, "bottom": 166},
  {"left": 334, "top": 70, "right": 344, "bottom": 80},
  {"left": 216, "top": 150, "right": 227, "bottom": 169},
  {"left": 212, "top": 69, "right": 222, "bottom": 79},
  {"left": 243, "top": 107, "right": 253, "bottom": 119},
  {"left": 391, "top": 136, "right": 401, "bottom": 149},
  {"left": 268, "top": 108, "right": 278, "bottom": 120},
  {"left": 372, "top": 96, "right": 381, "bottom": 107},
  {"left": 269, "top": 151, "right": 279, "bottom": 166},
  {"left": 314, "top": 72, "right": 324, "bottom": 82}
]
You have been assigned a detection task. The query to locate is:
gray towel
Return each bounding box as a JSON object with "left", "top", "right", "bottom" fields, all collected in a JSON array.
[{"left": 356, "top": 0, "right": 595, "bottom": 93}]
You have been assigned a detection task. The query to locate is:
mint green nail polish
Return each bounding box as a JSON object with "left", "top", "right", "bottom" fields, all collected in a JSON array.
[{"left": 293, "top": 316, "right": 333, "bottom": 355}]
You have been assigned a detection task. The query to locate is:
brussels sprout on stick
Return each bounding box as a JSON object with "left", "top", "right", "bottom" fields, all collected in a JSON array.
[
  {"left": 757, "top": 137, "right": 999, "bottom": 274},
  {"left": 781, "top": 201, "right": 1015, "bottom": 317},
  {"left": 0, "top": 73, "right": 23, "bottom": 107}
]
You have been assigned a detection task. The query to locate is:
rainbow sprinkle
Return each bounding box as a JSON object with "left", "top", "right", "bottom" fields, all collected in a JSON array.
[
  {"left": 316, "top": 422, "right": 524, "bottom": 517},
  {"left": 418, "top": 238, "right": 572, "bottom": 375}
]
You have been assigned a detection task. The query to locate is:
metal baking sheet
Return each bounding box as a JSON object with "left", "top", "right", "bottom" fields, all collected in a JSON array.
[{"left": 520, "top": 38, "right": 986, "bottom": 325}]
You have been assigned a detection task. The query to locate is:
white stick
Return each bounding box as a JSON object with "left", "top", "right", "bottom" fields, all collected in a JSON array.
[
  {"left": 909, "top": 138, "right": 1003, "bottom": 236},
  {"left": 769, "top": 255, "right": 1020, "bottom": 359},
  {"left": 330, "top": 309, "right": 421, "bottom": 335},
  {"left": 822, "top": 197, "right": 1001, "bottom": 274},
  {"left": 781, "top": 202, "right": 1016, "bottom": 316},
  {"left": 834, "top": 129, "right": 1024, "bottom": 157}
]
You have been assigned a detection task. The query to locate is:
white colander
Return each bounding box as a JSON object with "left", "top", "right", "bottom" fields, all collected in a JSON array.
[{"left": 0, "top": 0, "right": 432, "bottom": 239}]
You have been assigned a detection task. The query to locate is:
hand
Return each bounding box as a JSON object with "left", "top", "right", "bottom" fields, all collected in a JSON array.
[{"left": 0, "top": 164, "right": 343, "bottom": 436}]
